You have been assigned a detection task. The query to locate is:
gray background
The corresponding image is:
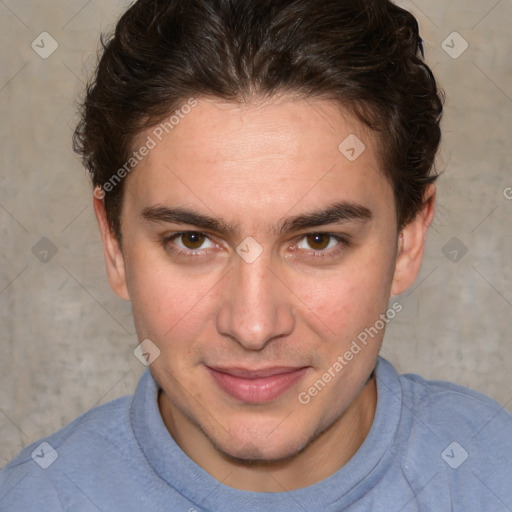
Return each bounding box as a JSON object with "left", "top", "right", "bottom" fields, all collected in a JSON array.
[{"left": 0, "top": 0, "right": 511, "bottom": 466}]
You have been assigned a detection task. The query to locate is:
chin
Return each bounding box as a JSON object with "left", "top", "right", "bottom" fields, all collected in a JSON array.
[{"left": 212, "top": 425, "right": 312, "bottom": 464}]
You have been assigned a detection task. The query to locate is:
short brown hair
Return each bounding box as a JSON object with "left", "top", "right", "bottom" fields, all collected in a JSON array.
[{"left": 73, "top": 0, "right": 444, "bottom": 242}]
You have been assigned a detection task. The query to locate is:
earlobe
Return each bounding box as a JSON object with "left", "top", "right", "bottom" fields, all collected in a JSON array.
[
  {"left": 93, "top": 191, "right": 130, "bottom": 301},
  {"left": 391, "top": 185, "right": 436, "bottom": 297}
]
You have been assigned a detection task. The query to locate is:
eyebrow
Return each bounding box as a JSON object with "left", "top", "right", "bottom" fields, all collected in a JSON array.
[{"left": 141, "top": 201, "right": 372, "bottom": 236}]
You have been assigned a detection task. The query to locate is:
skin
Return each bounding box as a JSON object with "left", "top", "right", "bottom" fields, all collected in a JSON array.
[{"left": 94, "top": 95, "right": 435, "bottom": 492}]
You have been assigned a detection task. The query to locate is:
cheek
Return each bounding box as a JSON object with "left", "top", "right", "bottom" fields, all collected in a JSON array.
[
  {"left": 292, "top": 257, "right": 393, "bottom": 342},
  {"left": 125, "top": 248, "right": 220, "bottom": 341}
]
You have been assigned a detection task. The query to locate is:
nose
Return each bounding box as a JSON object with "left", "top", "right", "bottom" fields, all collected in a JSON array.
[{"left": 216, "top": 252, "right": 295, "bottom": 351}]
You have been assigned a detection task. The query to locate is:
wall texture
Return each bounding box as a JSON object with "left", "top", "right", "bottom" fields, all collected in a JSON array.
[{"left": 0, "top": 0, "right": 511, "bottom": 466}]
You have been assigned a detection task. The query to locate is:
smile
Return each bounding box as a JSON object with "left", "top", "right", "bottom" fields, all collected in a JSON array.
[{"left": 206, "top": 366, "right": 309, "bottom": 403}]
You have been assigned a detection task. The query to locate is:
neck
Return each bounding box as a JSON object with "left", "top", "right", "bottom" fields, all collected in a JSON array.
[{"left": 158, "top": 375, "right": 377, "bottom": 492}]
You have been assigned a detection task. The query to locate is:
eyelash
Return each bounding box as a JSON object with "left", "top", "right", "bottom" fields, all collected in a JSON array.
[{"left": 161, "top": 231, "right": 351, "bottom": 259}]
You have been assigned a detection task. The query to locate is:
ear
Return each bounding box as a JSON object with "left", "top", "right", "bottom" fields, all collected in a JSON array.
[
  {"left": 93, "top": 190, "right": 130, "bottom": 301},
  {"left": 391, "top": 184, "right": 436, "bottom": 297}
]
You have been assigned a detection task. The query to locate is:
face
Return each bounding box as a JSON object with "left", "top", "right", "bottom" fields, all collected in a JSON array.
[{"left": 95, "top": 95, "right": 433, "bottom": 467}]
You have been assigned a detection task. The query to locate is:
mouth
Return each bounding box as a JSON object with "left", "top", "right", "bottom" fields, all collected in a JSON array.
[{"left": 205, "top": 365, "right": 309, "bottom": 403}]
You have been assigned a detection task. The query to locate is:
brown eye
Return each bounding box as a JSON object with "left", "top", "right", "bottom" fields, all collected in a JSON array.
[
  {"left": 181, "top": 232, "right": 206, "bottom": 249},
  {"left": 306, "top": 234, "right": 331, "bottom": 250}
]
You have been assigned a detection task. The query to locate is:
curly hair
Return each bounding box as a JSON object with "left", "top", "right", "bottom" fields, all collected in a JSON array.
[{"left": 73, "top": 0, "right": 444, "bottom": 242}]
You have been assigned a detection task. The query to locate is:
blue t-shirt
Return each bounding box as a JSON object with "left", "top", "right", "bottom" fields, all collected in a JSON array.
[{"left": 1, "top": 357, "right": 511, "bottom": 511}]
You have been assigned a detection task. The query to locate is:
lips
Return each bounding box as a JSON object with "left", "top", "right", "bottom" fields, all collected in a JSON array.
[{"left": 206, "top": 365, "right": 308, "bottom": 403}]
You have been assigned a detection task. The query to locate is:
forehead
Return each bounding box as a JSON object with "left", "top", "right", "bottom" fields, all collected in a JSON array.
[{"left": 124, "top": 96, "right": 393, "bottom": 225}]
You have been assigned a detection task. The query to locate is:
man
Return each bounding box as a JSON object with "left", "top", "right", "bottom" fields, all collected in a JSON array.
[{"left": 1, "top": 0, "right": 511, "bottom": 510}]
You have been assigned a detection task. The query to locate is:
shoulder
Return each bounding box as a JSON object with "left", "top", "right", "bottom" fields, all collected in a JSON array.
[
  {"left": 382, "top": 360, "right": 512, "bottom": 509},
  {"left": 3, "top": 394, "right": 132, "bottom": 469},
  {"left": 377, "top": 358, "right": 512, "bottom": 458},
  {"left": 0, "top": 395, "right": 133, "bottom": 511},
  {"left": 397, "top": 367, "right": 512, "bottom": 436}
]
